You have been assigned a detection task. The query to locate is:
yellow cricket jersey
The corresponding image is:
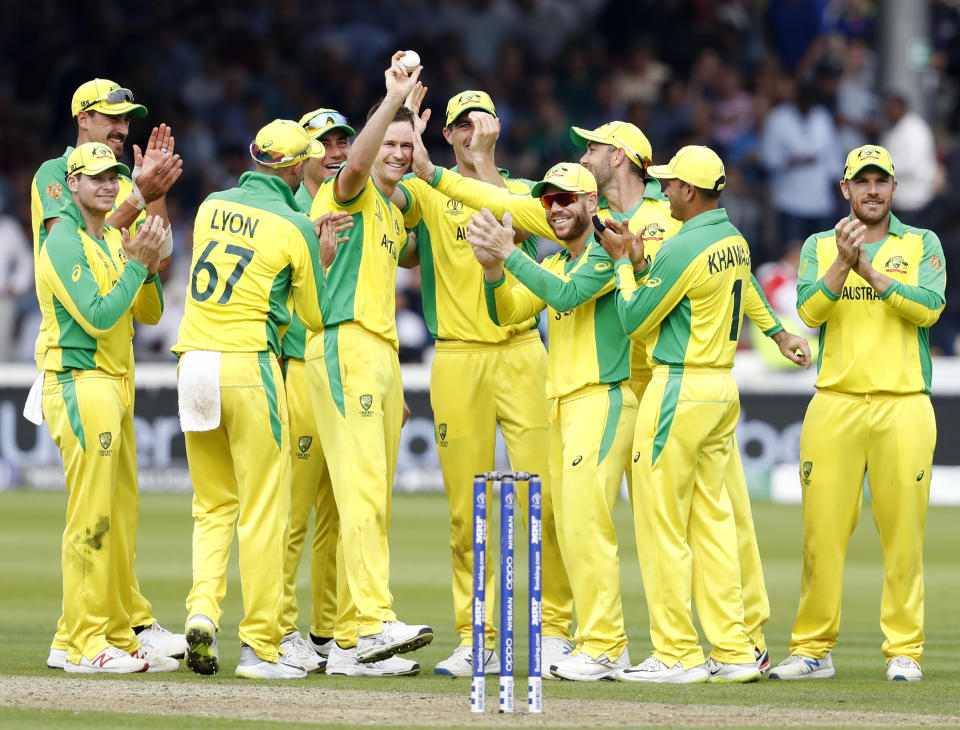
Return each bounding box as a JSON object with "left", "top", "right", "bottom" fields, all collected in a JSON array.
[
  {"left": 796, "top": 214, "right": 945, "bottom": 394},
  {"left": 308, "top": 173, "right": 406, "bottom": 350},
  {"left": 31, "top": 147, "right": 145, "bottom": 258},
  {"left": 484, "top": 240, "right": 628, "bottom": 399},
  {"left": 279, "top": 182, "right": 321, "bottom": 360},
  {"left": 35, "top": 200, "right": 163, "bottom": 375},
  {"left": 399, "top": 170, "right": 539, "bottom": 342},
  {"left": 173, "top": 172, "right": 326, "bottom": 356},
  {"left": 429, "top": 168, "right": 782, "bottom": 368},
  {"left": 614, "top": 208, "right": 751, "bottom": 369}
]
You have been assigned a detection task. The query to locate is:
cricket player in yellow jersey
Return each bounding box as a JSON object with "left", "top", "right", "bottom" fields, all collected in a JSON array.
[
  {"left": 466, "top": 163, "right": 636, "bottom": 681},
  {"left": 395, "top": 89, "right": 573, "bottom": 677},
  {"left": 598, "top": 146, "right": 760, "bottom": 684},
  {"left": 173, "top": 119, "right": 340, "bottom": 680},
  {"left": 770, "top": 145, "right": 945, "bottom": 683},
  {"left": 413, "top": 120, "right": 809, "bottom": 672},
  {"left": 305, "top": 53, "right": 432, "bottom": 673},
  {"left": 573, "top": 122, "right": 810, "bottom": 671},
  {"left": 275, "top": 108, "right": 357, "bottom": 674},
  {"left": 30, "top": 79, "right": 185, "bottom": 669},
  {"left": 36, "top": 143, "right": 176, "bottom": 674}
]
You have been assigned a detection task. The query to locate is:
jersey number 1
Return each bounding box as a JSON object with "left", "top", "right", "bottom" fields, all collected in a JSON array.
[
  {"left": 190, "top": 241, "right": 255, "bottom": 304},
  {"left": 729, "top": 279, "right": 742, "bottom": 341}
]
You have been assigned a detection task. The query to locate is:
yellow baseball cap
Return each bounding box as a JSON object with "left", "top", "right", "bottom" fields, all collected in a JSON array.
[
  {"left": 445, "top": 90, "right": 497, "bottom": 126},
  {"left": 250, "top": 119, "right": 325, "bottom": 168},
  {"left": 843, "top": 144, "right": 895, "bottom": 179},
  {"left": 647, "top": 145, "right": 726, "bottom": 191},
  {"left": 71, "top": 79, "right": 147, "bottom": 118},
  {"left": 66, "top": 142, "right": 131, "bottom": 178},
  {"left": 299, "top": 108, "right": 356, "bottom": 139},
  {"left": 530, "top": 163, "right": 598, "bottom": 197},
  {"left": 570, "top": 121, "right": 652, "bottom": 169}
]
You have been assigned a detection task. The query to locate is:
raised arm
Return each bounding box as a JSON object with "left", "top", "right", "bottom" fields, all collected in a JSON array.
[{"left": 336, "top": 52, "right": 420, "bottom": 203}]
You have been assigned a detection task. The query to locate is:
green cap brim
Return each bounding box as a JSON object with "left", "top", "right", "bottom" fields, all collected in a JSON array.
[{"left": 90, "top": 102, "right": 148, "bottom": 119}]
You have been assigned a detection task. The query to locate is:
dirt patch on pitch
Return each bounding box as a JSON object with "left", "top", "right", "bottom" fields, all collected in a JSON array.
[{"left": 2, "top": 675, "right": 959, "bottom": 726}]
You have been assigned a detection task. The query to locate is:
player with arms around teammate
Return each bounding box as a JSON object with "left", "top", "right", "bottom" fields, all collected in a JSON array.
[
  {"left": 396, "top": 89, "right": 574, "bottom": 676},
  {"left": 468, "top": 163, "right": 636, "bottom": 681},
  {"left": 305, "top": 53, "right": 433, "bottom": 674},
  {"left": 36, "top": 143, "right": 173, "bottom": 673},
  {"left": 574, "top": 121, "right": 810, "bottom": 672},
  {"left": 173, "top": 120, "right": 339, "bottom": 680},
  {"left": 770, "top": 145, "right": 945, "bottom": 682},
  {"left": 598, "top": 146, "right": 760, "bottom": 684},
  {"left": 31, "top": 79, "right": 185, "bottom": 669},
  {"left": 276, "top": 108, "right": 356, "bottom": 674}
]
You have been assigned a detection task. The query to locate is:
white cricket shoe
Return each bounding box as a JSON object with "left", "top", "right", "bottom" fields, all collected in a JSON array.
[
  {"left": 886, "top": 656, "right": 922, "bottom": 681},
  {"left": 64, "top": 645, "right": 148, "bottom": 674},
  {"left": 185, "top": 614, "right": 219, "bottom": 676},
  {"left": 281, "top": 632, "right": 323, "bottom": 673},
  {"left": 46, "top": 648, "right": 66, "bottom": 669},
  {"left": 616, "top": 655, "right": 710, "bottom": 684},
  {"left": 235, "top": 644, "right": 307, "bottom": 679},
  {"left": 309, "top": 634, "right": 334, "bottom": 660},
  {"left": 541, "top": 636, "right": 574, "bottom": 680},
  {"left": 434, "top": 645, "right": 500, "bottom": 676},
  {"left": 356, "top": 620, "right": 433, "bottom": 663},
  {"left": 137, "top": 622, "right": 188, "bottom": 659},
  {"left": 706, "top": 656, "right": 761, "bottom": 683},
  {"left": 327, "top": 643, "right": 420, "bottom": 676},
  {"left": 550, "top": 647, "right": 631, "bottom": 681},
  {"left": 131, "top": 644, "right": 180, "bottom": 673},
  {"left": 769, "top": 652, "right": 835, "bottom": 680}
]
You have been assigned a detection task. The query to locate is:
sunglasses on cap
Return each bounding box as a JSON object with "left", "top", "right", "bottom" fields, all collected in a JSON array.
[
  {"left": 540, "top": 191, "right": 582, "bottom": 210},
  {"left": 80, "top": 87, "right": 135, "bottom": 111},
  {"left": 303, "top": 111, "right": 350, "bottom": 135},
  {"left": 611, "top": 134, "right": 649, "bottom": 167},
  {"left": 249, "top": 142, "right": 310, "bottom": 167}
]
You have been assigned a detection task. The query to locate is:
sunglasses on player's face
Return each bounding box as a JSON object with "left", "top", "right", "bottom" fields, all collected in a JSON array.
[{"left": 540, "top": 191, "right": 581, "bottom": 210}]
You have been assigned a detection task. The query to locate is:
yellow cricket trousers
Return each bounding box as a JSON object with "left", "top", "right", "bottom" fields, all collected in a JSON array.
[
  {"left": 43, "top": 369, "right": 142, "bottom": 662},
  {"left": 633, "top": 366, "right": 753, "bottom": 668},
  {"left": 630, "top": 373, "right": 769, "bottom": 653},
  {"left": 281, "top": 357, "right": 341, "bottom": 641},
  {"left": 306, "top": 322, "right": 402, "bottom": 637},
  {"left": 790, "top": 390, "right": 935, "bottom": 662},
  {"left": 430, "top": 331, "right": 573, "bottom": 648},
  {"left": 551, "top": 383, "right": 636, "bottom": 660},
  {"left": 184, "top": 352, "right": 290, "bottom": 662}
]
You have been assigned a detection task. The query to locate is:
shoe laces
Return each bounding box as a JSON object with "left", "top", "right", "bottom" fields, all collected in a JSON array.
[
  {"left": 781, "top": 654, "right": 810, "bottom": 665},
  {"left": 636, "top": 655, "right": 668, "bottom": 671},
  {"left": 889, "top": 656, "right": 917, "bottom": 669},
  {"left": 144, "top": 623, "right": 172, "bottom": 637}
]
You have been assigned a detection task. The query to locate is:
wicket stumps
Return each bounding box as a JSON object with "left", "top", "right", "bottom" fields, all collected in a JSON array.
[{"left": 471, "top": 471, "right": 543, "bottom": 715}]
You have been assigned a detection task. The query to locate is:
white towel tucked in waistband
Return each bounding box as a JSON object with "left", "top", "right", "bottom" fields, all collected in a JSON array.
[
  {"left": 178, "top": 350, "right": 222, "bottom": 432},
  {"left": 23, "top": 373, "right": 44, "bottom": 425}
]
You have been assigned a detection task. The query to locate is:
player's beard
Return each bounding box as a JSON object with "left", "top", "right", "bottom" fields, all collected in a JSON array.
[
  {"left": 852, "top": 196, "right": 891, "bottom": 226},
  {"left": 557, "top": 206, "right": 591, "bottom": 241}
]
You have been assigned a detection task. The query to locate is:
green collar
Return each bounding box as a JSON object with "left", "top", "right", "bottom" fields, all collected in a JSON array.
[
  {"left": 678, "top": 207, "right": 729, "bottom": 234},
  {"left": 239, "top": 171, "right": 301, "bottom": 211}
]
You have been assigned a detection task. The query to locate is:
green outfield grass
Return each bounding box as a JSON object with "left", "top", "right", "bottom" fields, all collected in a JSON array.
[{"left": 1, "top": 489, "right": 958, "bottom": 727}]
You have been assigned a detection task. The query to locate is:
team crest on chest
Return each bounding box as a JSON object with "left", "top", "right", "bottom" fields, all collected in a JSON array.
[
  {"left": 884, "top": 255, "right": 909, "bottom": 275},
  {"left": 296, "top": 435, "right": 312, "bottom": 459},
  {"left": 641, "top": 223, "right": 665, "bottom": 242}
]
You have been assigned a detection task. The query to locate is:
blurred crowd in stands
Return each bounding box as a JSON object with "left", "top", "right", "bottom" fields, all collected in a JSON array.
[{"left": 3, "top": 0, "right": 960, "bottom": 363}]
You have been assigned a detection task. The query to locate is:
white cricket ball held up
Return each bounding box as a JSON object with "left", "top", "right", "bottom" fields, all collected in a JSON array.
[{"left": 401, "top": 50, "right": 421, "bottom": 71}]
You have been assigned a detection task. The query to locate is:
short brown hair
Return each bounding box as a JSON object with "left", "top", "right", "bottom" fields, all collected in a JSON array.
[{"left": 366, "top": 101, "right": 415, "bottom": 126}]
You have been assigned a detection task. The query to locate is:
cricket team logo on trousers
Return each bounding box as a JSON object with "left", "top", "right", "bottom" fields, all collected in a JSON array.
[
  {"left": 98, "top": 432, "right": 113, "bottom": 456},
  {"left": 437, "top": 423, "right": 448, "bottom": 447},
  {"left": 297, "top": 436, "right": 312, "bottom": 460},
  {"left": 359, "top": 394, "right": 373, "bottom": 417}
]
